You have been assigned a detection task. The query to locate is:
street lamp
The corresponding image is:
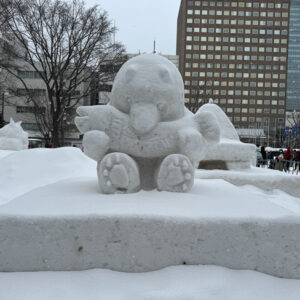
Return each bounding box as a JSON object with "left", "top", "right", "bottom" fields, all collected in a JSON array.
[
  {"left": 0, "top": 89, "right": 10, "bottom": 128},
  {"left": 0, "top": 89, "right": 5, "bottom": 128}
]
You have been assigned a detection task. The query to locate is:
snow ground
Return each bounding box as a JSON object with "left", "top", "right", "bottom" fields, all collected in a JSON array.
[
  {"left": 0, "top": 147, "right": 300, "bottom": 298},
  {"left": 0, "top": 149, "right": 15, "bottom": 160},
  {"left": 1, "top": 265, "right": 300, "bottom": 300}
]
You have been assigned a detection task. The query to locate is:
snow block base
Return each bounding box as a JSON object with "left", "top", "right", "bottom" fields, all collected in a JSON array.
[
  {"left": 0, "top": 216, "right": 300, "bottom": 279},
  {"left": 0, "top": 178, "right": 300, "bottom": 279}
]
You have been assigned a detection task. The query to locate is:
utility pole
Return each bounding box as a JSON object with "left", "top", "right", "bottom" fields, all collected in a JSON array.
[
  {"left": 153, "top": 40, "right": 156, "bottom": 54},
  {"left": 266, "top": 118, "right": 270, "bottom": 147}
]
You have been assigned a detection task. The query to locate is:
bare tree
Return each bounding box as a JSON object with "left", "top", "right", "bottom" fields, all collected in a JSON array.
[{"left": 0, "top": 0, "right": 125, "bottom": 146}]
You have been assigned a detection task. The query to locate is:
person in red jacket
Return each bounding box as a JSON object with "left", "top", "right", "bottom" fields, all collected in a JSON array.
[
  {"left": 285, "top": 147, "right": 292, "bottom": 160},
  {"left": 284, "top": 147, "right": 292, "bottom": 171}
]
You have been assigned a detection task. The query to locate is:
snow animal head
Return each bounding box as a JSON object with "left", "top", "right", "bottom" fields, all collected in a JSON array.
[
  {"left": 0, "top": 119, "right": 29, "bottom": 150},
  {"left": 110, "top": 54, "right": 185, "bottom": 135}
]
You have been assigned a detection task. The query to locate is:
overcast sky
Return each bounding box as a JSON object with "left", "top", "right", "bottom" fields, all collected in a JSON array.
[{"left": 85, "top": 0, "right": 181, "bottom": 55}]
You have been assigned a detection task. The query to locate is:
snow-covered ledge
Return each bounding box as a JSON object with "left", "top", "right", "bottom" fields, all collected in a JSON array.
[{"left": 0, "top": 177, "right": 300, "bottom": 279}]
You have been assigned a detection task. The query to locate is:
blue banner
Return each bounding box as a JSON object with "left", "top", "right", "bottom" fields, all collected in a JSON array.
[
  {"left": 285, "top": 126, "right": 290, "bottom": 137},
  {"left": 293, "top": 125, "right": 298, "bottom": 138}
]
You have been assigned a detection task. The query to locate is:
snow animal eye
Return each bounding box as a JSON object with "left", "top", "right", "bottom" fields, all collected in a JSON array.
[
  {"left": 157, "top": 103, "right": 167, "bottom": 112},
  {"left": 159, "top": 69, "right": 170, "bottom": 83},
  {"left": 125, "top": 67, "right": 136, "bottom": 83}
]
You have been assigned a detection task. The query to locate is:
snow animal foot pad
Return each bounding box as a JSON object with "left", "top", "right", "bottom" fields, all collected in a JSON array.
[
  {"left": 98, "top": 153, "right": 141, "bottom": 194},
  {"left": 157, "top": 154, "right": 194, "bottom": 193}
]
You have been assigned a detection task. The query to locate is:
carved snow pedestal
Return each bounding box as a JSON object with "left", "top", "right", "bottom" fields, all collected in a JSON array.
[{"left": 75, "top": 54, "right": 221, "bottom": 193}]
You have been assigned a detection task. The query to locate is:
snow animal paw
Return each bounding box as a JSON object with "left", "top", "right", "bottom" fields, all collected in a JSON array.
[
  {"left": 156, "top": 154, "right": 194, "bottom": 193},
  {"left": 98, "top": 152, "right": 141, "bottom": 194}
]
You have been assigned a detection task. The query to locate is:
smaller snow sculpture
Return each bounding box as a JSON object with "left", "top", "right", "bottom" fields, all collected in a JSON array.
[
  {"left": 198, "top": 102, "right": 256, "bottom": 170},
  {"left": 76, "top": 54, "right": 220, "bottom": 194},
  {"left": 0, "top": 119, "right": 29, "bottom": 150}
]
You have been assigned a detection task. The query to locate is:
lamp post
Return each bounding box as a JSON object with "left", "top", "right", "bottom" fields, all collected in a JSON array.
[
  {"left": 0, "top": 66, "right": 6, "bottom": 128},
  {"left": 0, "top": 88, "right": 4, "bottom": 128},
  {"left": 0, "top": 88, "right": 10, "bottom": 128}
]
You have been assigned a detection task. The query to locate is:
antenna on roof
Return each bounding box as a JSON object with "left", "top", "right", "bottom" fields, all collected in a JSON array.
[
  {"left": 153, "top": 40, "right": 156, "bottom": 54},
  {"left": 113, "top": 20, "right": 116, "bottom": 52}
]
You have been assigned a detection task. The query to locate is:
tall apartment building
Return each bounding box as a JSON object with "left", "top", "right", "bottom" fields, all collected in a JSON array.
[
  {"left": 287, "top": 0, "right": 300, "bottom": 111},
  {"left": 177, "top": 0, "right": 290, "bottom": 145}
]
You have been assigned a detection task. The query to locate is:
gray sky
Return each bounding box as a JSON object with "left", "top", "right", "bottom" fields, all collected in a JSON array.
[{"left": 85, "top": 0, "right": 181, "bottom": 55}]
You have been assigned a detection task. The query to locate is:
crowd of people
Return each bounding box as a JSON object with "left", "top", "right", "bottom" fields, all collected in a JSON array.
[{"left": 256, "top": 145, "right": 300, "bottom": 173}]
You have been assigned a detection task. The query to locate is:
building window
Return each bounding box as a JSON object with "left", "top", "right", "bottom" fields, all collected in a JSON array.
[
  {"left": 18, "top": 71, "right": 45, "bottom": 79},
  {"left": 16, "top": 106, "right": 35, "bottom": 113},
  {"left": 22, "top": 123, "right": 39, "bottom": 131},
  {"left": 17, "top": 89, "right": 46, "bottom": 97}
]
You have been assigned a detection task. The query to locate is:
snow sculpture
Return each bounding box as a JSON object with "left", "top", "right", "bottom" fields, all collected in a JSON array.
[
  {"left": 75, "top": 54, "right": 220, "bottom": 193},
  {"left": 198, "top": 101, "right": 256, "bottom": 170},
  {"left": 0, "top": 119, "right": 28, "bottom": 150}
]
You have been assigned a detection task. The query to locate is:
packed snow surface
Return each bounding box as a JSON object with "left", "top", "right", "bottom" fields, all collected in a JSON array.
[
  {"left": 0, "top": 147, "right": 96, "bottom": 203},
  {"left": 197, "top": 167, "right": 300, "bottom": 198},
  {"left": 1, "top": 265, "right": 300, "bottom": 300},
  {"left": 1, "top": 147, "right": 300, "bottom": 297},
  {"left": 2, "top": 176, "right": 300, "bottom": 218}
]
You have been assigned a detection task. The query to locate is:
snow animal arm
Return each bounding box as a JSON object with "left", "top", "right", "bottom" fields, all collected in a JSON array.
[
  {"left": 177, "top": 127, "right": 207, "bottom": 165},
  {"left": 75, "top": 105, "right": 130, "bottom": 162},
  {"left": 176, "top": 111, "right": 220, "bottom": 165},
  {"left": 75, "top": 105, "right": 112, "bottom": 134},
  {"left": 194, "top": 111, "right": 221, "bottom": 145},
  {"left": 82, "top": 130, "right": 110, "bottom": 162},
  {"left": 75, "top": 105, "right": 129, "bottom": 134}
]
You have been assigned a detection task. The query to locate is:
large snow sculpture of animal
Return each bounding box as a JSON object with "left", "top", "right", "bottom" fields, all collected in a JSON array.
[{"left": 75, "top": 54, "right": 220, "bottom": 193}]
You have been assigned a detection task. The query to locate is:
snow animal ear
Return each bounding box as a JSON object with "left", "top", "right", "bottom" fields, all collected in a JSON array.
[
  {"left": 125, "top": 66, "right": 136, "bottom": 83},
  {"left": 159, "top": 68, "right": 171, "bottom": 83}
]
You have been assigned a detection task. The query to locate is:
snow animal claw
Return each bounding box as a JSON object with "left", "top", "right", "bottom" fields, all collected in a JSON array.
[
  {"left": 98, "top": 153, "right": 141, "bottom": 194},
  {"left": 75, "top": 106, "right": 97, "bottom": 133},
  {"left": 156, "top": 154, "right": 194, "bottom": 193},
  {"left": 76, "top": 106, "right": 94, "bottom": 117},
  {"left": 74, "top": 116, "right": 90, "bottom": 133}
]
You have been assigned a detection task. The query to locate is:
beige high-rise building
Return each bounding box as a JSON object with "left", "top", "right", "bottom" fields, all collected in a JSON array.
[{"left": 177, "top": 0, "right": 290, "bottom": 146}]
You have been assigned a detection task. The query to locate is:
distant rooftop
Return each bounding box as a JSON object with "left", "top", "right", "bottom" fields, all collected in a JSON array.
[{"left": 236, "top": 128, "right": 266, "bottom": 138}]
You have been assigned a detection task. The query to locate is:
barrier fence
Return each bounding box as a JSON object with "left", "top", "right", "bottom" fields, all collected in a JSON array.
[{"left": 257, "top": 159, "right": 300, "bottom": 175}]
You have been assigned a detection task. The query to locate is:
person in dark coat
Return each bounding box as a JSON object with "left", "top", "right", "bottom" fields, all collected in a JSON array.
[
  {"left": 260, "top": 146, "right": 267, "bottom": 165},
  {"left": 294, "top": 150, "right": 300, "bottom": 162}
]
